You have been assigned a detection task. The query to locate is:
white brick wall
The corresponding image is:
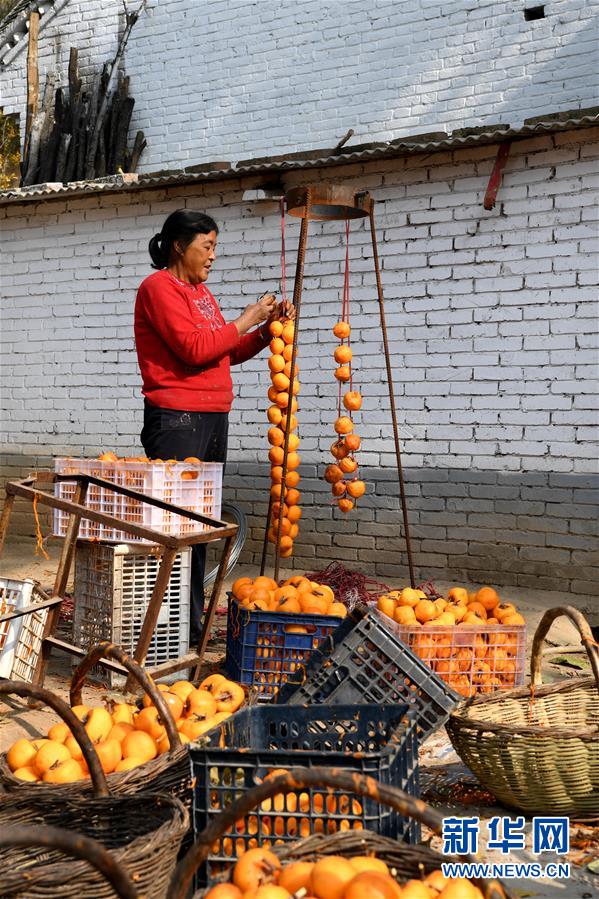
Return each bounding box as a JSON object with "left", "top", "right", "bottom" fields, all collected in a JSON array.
[
  {"left": 1, "top": 128, "right": 597, "bottom": 595},
  {"left": 0, "top": 0, "right": 120, "bottom": 143},
  {"left": 124, "top": 0, "right": 599, "bottom": 171}
]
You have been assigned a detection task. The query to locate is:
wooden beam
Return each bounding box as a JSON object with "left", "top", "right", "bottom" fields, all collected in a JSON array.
[
  {"left": 0, "top": 597, "right": 62, "bottom": 623},
  {"left": 483, "top": 141, "right": 512, "bottom": 211},
  {"left": 23, "top": 11, "right": 40, "bottom": 174},
  {"left": 44, "top": 637, "right": 128, "bottom": 676}
]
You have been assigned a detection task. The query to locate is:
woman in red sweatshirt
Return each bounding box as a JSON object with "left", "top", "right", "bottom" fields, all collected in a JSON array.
[{"left": 135, "top": 209, "right": 292, "bottom": 644}]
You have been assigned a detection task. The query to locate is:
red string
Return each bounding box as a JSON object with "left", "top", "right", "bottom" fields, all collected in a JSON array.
[{"left": 280, "top": 197, "right": 288, "bottom": 304}]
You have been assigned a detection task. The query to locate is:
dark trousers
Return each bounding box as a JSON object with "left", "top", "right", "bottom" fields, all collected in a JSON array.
[{"left": 141, "top": 401, "right": 228, "bottom": 645}]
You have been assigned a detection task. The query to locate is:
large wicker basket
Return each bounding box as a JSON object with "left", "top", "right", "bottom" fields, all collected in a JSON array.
[
  {"left": 0, "top": 681, "right": 189, "bottom": 898},
  {"left": 167, "top": 767, "right": 512, "bottom": 899},
  {"left": 0, "top": 641, "right": 191, "bottom": 803},
  {"left": 447, "top": 606, "right": 599, "bottom": 819},
  {"left": 0, "top": 824, "right": 138, "bottom": 898}
]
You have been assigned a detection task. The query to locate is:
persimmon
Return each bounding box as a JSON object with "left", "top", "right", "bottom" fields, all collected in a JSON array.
[
  {"left": 233, "top": 577, "right": 252, "bottom": 597},
  {"left": 270, "top": 337, "right": 285, "bottom": 355},
  {"left": 267, "top": 386, "right": 279, "bottom": 404},
  {"left": 285, "top": 470, "right": 300, "bottom": 488},
  {"left": 161, "top": 691, "right": 184, "bottom": 721},
  {"left": 333, "top": 320, "right": 351, "bottom": 339},
  {"left": 94, "top": 738, "right": 122, "bottom": 773},
  {"left": 436, "top": 878, "right": 481, "bottom": 899},
  {"left": 310, "top": 856, "right": 356, "bottom": 899},
  {"left": 334, "top": 346, "right": 352, "bottom": 365},
  {"left": 110, "top": 702, "right": 137, "bottom": 725},
  {"left": 335, "top": 365, "right": 351, "bottom": 382},
  {"left": 269, "top": 321, "right": 284, "bottom": 338},
  {"left": 399, "top": 880, "right": 433, "bottom": 899},
  {"left": 339, "top": 457, "right": 358, "bottom": 475},
  {"left": 268, "top": 355, "right": 285, "bottom": 374},
  {"left": 179, "top": 714, "right": 216, "bottom": 741},
  {"left": 325, "top": 464, "right": 344, "bottom": 484},
  {"left": 281, "top": 323, "right": 295, "bottom": 344},
  {"left": 108, "top": 722, "right": 135, "bottom": 743},
  {"left": 394, "top": 605, "right": 417, "bottom": 625},
  {"left": 448, "top": 587, "right": 468, "bottom": 604},
  {"left": 398, "top": 587, "right": 421, "bottom": 608},
  {"left": 344, "top": 433, "right": 361, "bottom": 451},
  {"left": 501, "top": 612, "right": 525, "bottom": 626},
  {"left": 121, "top": 730, "right": 157, "bottom": 762},
  {"left": 446, "top": 601, "right": 468, "bottom": 623},
  {"left": 330, "top": 602, "right": 347, "bottom": 618},
  {"left": 467, "top": 601, "right": 488, "bottom": 620},
  {"left": 275, "top": 391, "right": 291, "bottom": 409},
  {"left": 335, "top": 416, "right": 353, "bottom": 435},
  {"left": 282, "top": 344, "right": 294, "bottom": 362},
  {"left": 142, "top": 682, "right": 169, "bottom": 708},
  {"left": 346, "top": 479, "right": 366, "bottom": 499},
  {"left": 349, "top": 858, "right": 389, "bottom": 875},
  {"left": 286, "top": 452, "right": 301, "bottom": 470},
  {"left": 205, "top": 884, "right": 243, "bottom": 899},
  {"left": 414, "top": 599, "right": 437, "bottom": 623},
  {"left": 213, "top": 680, "right": 245, "bottom": 713},
  {"left": 7, "top": 738, "right": 37, "bottom": 772},
  {"left": 332, "top": 481, "right": 347, "bottom": 497},
  {"left": 278, "top": 862, "right": 314, "bottom": 894},
  {"left": 157, "top": 730, "right": 191, "bottom": 755},
  {"left": 269, "top": 446, "right": 285, "bottom": 466},
  {"left": 271, "top": 370, "right": 290, "bottom": 391},
  {"left": 475, "top": 586, "right": 500, "bottom": 611},
  {"left": 84, "top": 707, "right": 113, "bottom": 743},
  {"left": 280, "top": 413, "right": 298, "bottom": 431},
  {"left": 235, "top": 583, "right": 254, "bottom": 602},
  {"left": 47, "top": 722, "right": 71, "bottom": 744},
  {"left": 434, "top": 597, "right": 447, "bottom": 614},
  {"left": 233, "top": 847, "right": 281, "bottom": 891},
  {"left": 343, "top": 391, "right": 362, "bottom": 411},
  {"left": 345, "top": 872, "right": 403, "bottom": 899},
  {"left": 289, "top": 523, "right": 299, "bottom": 539},
  {"left": 494, "top": 603, "right": 517, "bottom": 621},
  {"left": 13, "top": 766, "right": 40, "bottom": 782},
  {"left": 463, "top": 612, "right": 485, "bottom": 626},
  {"left": 283, "top": 360, "right": 299, "bottom": 379},
  {"left": 282, "top": 487, "right": 300, "bottom": 506},
  {"left": 34, "top": 741, "right": 71, "bottom": 776},
  {"left": 286, "top": 505, "right": 301, "bottom": 523},
  {"left": 135, "top": 707, "right": 167, "bottom": 742},
  {"left": 267, "top": 405, "right": 283, "bottom": 425},
  {"left": 377, "top": 596, "right": 396, "bottom": 618},
  {"left": 338, "top": 497, "right": 354, "bottom": 513},
  {"left": 43, "top": 758, "right": 87, "bottom": 784},
  {"left": 331, "top": 440, "right": 349, "bottom": 460}
]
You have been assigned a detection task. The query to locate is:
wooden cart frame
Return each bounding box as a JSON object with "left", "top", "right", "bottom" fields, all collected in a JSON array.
[{"left": 0, "top": 470, "right": 237, "bottom": 692}]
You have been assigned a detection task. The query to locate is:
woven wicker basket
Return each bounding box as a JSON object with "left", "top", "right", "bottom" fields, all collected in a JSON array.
[
  {"left": 447, "top": 606, "right": 599, "bottom": 819},
  {"left": 0, "top": 824, "right": 138, "bottom": 898},
  {"left": 0, "top": 641, "right": 191, "bottom": 803},
  {"left": 167, "top": 767, "right": 513, "bottom": 899},
  {"left": 0, "top": 680, "right": 189, "bottom": 898}
]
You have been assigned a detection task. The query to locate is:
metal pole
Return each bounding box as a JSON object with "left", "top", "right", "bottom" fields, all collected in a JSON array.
[
  {"left": 368, "top": 203, "right": 416, "bottom": 588},
  {"left": 273, "top": 187, "right": 311, "bottom": 582}
]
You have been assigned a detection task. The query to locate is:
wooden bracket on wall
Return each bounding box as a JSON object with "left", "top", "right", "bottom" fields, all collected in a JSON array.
[{"left": 483, "top": 140, "right": 512, "bottom": 210}]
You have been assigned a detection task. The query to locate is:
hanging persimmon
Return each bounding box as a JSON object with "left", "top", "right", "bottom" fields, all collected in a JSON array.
[
  {"left": 267, "top": 406, "right": 283, "bottom": 425},
  {"left": 339, "top": 456, "right": 358, "bottom": 475},
  {"left": 324, "top": 464, "right": 344, "bottom": 484},
  {"left": 334, "top": 416, "right": 353, "bottom": 435},
  {"left": 268, "top": 354, "right": 285, "bottom": 373},
  {"left": 270, "top": 338, "right": 285, "bottom": 355},
  {"left": 269, "top": 321, "right": 284, "bottom": 338},
  {"left": 338, "top": 497, "right": 354, "bottom": 513},
  {"left": 345, "top": 434, "right": 361, "bottom": 451},
  {"left": 333, "top": 321, "right": 351, "bottom": 339},
  {"left": 343, "top": 391, "right": 362, "bottom": 412},
  {"left": 281, "top": 323, "right": 295, "bottom": 344},
  {"left": 334, "top": 345, "right": 352, "bottom": 365},
  {"left": 332, "top": 481, "right": 347, "bottom": 497},
  {"left": 271, "top": 373, "right": 290, "bottom": 392},
  {"left": 268, "top": 427, "right": 285, "bottom": 447},
  {"left": 346, "top": 480, "right": 366, "bottom": 499},
  {"left": 331, "top": 440, "right": 349, "bottom": 460}
]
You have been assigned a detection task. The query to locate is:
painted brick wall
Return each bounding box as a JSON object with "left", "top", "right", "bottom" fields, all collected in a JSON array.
[
  {"left": 1, "top": 128, "right": 597, "bottom": 604},
  {"left": 0, "top": 0, "right": 120, "bottom": 141},
  {"left": 125, "top": 0, "right": 599, "bottom": 171}
]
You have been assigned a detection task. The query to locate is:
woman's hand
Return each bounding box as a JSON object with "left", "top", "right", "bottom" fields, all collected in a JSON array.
[
  {"left": 268, "top": 299, "right": 296, "bottom": 325},
  {"left": 234, "top": 293, "right": 277, "bottom": 335}
]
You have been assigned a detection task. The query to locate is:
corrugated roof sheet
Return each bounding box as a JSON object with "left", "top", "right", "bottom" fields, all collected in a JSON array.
[{"left": 1, "top": 109, "right": 598, "bottom": 206}]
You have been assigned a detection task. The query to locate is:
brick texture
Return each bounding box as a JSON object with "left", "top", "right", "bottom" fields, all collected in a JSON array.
[{"left": 1, "top": 129, "right": 598, "bottom": 601}]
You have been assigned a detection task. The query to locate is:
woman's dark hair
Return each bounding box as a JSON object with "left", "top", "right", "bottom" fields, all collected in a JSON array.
[{"left": 148, "top": 210, "right": 219, "bottom": 269}]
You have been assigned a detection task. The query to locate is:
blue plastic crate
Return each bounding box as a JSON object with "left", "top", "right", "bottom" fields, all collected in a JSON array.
[
  {"left": 190, "top": 702, "right": 420, "bottom": 883},
  {"left": 225, "top": 595, "right": 343, "bottom": 699}
]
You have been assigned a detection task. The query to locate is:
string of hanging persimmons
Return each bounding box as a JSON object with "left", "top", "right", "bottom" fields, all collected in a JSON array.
[{"left": 265, "top": 213, "right": 366, "bottom": 558}]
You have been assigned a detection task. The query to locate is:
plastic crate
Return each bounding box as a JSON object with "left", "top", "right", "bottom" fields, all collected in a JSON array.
[
  {"left": 73, "top": 542, "right": 191, "bottom": 686},
  {"left": 191, "top": 703, "right": 420, "bottom": 882},
  {"left": 276, "top": 604, "right": 460, "bottom": 741},
  {"left": 0, "top": 577, "right": 49, "bottom": 682},
  {"left": 225, "top": 596, "right": 344, "bottom": 700},
  {"left": 391, "top": 621, "right": 526, "bottom": 698},
  {"left": 53, "top": 457, "right": 223, "bottom": 543}
]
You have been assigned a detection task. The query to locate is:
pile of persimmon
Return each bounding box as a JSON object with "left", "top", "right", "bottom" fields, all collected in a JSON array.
[
  {"left": 266, "top": 320, "right": 301, "bottom": 557},
  {"left": 376, "top": 586, "right": 525, "bottom": 697},
  {"left": 232, "top": 574, "right": 347, "bottom": 618},
  {"left": 97, "top": 452, "right": 204, "bottom": 480},
  {"left": 205, "top": 846, "right": 486, "bottom": 899},
  {"left": 4, "top": 674, "right": 245, "bottom": 784},
  {"left": 326, "top": 320, "right": 365, "bottom": 513}
]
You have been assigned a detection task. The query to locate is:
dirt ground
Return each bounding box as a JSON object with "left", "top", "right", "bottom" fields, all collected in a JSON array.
[{"left": 1, "top": 535, "right": 597, "bottom": 897}]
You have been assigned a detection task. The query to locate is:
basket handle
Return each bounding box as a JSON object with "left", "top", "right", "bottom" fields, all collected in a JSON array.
[
  {"left": 168, "top": 767, "right": 509, "bottom": 899},
  {"left": 0, "top": 681, "right": 109, "bottom": 797},
  {"left": 69, "top": 641, "right": 182, "bottom": 751},
  {"left": 530, "top": 606, "right": 599, "bottom": 689},
  {"left": 0, "top": 824, "right": 138, "bottom": 898}
]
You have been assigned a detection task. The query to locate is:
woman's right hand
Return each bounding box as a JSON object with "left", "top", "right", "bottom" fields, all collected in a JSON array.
[{"left": 234, "top": 293, "right": 277, "bottom": 335}]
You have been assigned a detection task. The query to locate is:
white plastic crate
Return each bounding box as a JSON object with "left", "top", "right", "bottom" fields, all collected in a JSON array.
[
  {"left": 53, "top": 457, "right": 223, "bottom": 543},
  {"left": 0, "top": 577, "right": 49, "bottom": 682},
  {"left": 73, "top": 542, "right": 192, "bottom": 686}
]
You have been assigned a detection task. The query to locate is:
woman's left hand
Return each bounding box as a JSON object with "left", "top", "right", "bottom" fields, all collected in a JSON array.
[{"left": 274, "top": 299, "right": 296, "bottom": 322}]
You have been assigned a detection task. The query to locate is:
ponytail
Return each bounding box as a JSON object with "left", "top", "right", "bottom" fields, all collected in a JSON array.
[{"left": 149, "top": 233, "right": 168, "bottom": 269}]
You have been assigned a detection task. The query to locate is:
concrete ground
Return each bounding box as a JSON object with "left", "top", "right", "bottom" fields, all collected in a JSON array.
[{"left": 1, "top": 535, "right": 597, "bottom": 897}]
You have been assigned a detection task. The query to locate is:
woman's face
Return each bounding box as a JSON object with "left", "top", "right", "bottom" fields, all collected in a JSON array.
[{"left": 178, "top": 230, "right": 217, "bottom": 282}]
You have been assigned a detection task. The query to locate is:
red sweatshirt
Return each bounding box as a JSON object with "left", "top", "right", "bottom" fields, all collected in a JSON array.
[{"left": 134, "top": 269, "right": 270, "bottom": 411}]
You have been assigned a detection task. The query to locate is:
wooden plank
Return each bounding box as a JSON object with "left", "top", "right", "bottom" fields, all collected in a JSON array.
[
  {"left": 0, "top": 597, "right": 62, "bottom": 623},
  {"left": 23, "top": 11, "right": 40, "bottom": 176},
  {"left": 128, "top": 130, "right": 146, "bottom": 172},
  {"left": 44, "top": 637, "right": 128, "bottom": 676},
  {"left": 0, "top": 493, "right": 16, "bottom": 558},
  {"left": 191, "top": 533, "right": 234, "bottom": 680},
  {"left": 146, "top": 652, "right": 200, "bottom": 680}
]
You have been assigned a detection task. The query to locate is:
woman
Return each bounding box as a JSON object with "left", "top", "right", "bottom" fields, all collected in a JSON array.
[{"left": 134, "top": 209, "right": 292, "bottom": 645}]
